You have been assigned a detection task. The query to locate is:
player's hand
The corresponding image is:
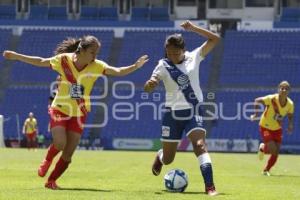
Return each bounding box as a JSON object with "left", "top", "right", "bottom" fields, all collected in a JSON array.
[
  {"left": 135, "top": 55, "right": 149, "bottom": 69},
  {"left": 250, "top": 114, "right": 258, "bottom": 121},
  {"left": 287, "top": 124, "right": 293, "bottom": 134},
  {"left": 180, "top": 20, "right": 195, "bottom": 31},
  {"left": 3, "top": 50, "right": 18, "bottom": 60},
  {"left": 144, "top": 76, "right": 159, "bottom": 93}
]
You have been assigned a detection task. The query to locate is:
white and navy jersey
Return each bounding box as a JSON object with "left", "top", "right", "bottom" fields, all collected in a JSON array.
[{"left": 152, "top": 47, "right": 205, "bottom": 110}]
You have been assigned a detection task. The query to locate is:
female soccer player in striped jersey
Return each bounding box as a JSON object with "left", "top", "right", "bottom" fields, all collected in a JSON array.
[
  {"left": 251, "top": 81, "right": 294, "bottom": 176},
  {"left": 144, "top": 20, "right": 220, "bottom": 196},
  {"left": 3, "top": 35, "right": 148, "bottom": 189}
]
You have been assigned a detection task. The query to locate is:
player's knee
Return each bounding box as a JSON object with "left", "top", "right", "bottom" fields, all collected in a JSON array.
[
  {"left": 193, "top": 140, "right": 206, "bottom": 152},
  {"left": 269, "top": 148, "right": 277, "bottom": 155},
  {"left": 53, "top": 142, "right": 65, "bottom": 151}
]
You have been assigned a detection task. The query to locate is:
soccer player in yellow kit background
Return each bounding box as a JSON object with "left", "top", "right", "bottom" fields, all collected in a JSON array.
[
  {"left": 251, "top": 81, "right": 294, "bottom": 176},
  {"left": 22, "top": 112, "right": 38, "bottom": 150}
]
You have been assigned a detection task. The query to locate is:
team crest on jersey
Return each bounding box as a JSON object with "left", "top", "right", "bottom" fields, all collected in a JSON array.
[
  {"left": 162, "top": 126, "right": 170, "bottom": 137},
  {"left": 177, "top": 74, "right": 190, "bottom": 90}
]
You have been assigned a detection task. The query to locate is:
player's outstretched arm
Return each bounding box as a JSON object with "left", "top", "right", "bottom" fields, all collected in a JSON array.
[
  {"left": 287, "top": 113, "right": 294, "bottom": 134},
  {"left": 250, "top": 97, "right": 265, "bottom": 121},
  {"left": 144, "top": 75, "right": 160, "bottom": 93},
  {"left": 3, "top": 50, "right": 51, "bottom": 67},
  {"left": 181, "top": 20, "right": 220, "bottom": 57},
  {"left": 105, "top": 55, "right": 149, "bottom": 76}
]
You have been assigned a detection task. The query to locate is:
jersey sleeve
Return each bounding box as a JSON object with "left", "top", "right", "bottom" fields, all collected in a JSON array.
[
  {"left": 288, "top": 101, "right": 294, "bottom": 114},
  {"left": 95, "top": 60, "right": 108, "bottom": 75},
  {"left": 261, "top": 94, "right": 273, "bottom": 106},
  {"left": 190, "top": 46, "right": 205, "bottom": 66},
  {"left": 152, "top": 60, "right": 167, "bottom": 80},
  {"left": 50, "top": 54, "right": 63, "bottom": 74}
]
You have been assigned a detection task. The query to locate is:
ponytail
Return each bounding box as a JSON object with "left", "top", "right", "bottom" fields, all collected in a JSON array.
[{"left": 54, "top": 37, "right": 81, "bottom": 55}]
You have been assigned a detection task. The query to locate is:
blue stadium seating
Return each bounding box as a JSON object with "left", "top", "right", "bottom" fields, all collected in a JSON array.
[
  {"left": 274, "top": 21, "right": 300, "bottom": 28},
  {"left": 0, "top": 28, "right": 12, "bottom": 64},
  {"left": 280, "top": 7, "right": 300, "bottom": 22},
  {"left": 80, "top": 6, "right": 99, "bottom": 20},
  {"left": 29, "top": 5, "right": 48, "bottom": 20},
  {"left": 2, "top": 86, "right": 49, "bottom": 139},
  {"left": 131, "top": 7, "right": 150, "bottom": 21},
  {"left": 48, "top": 6, "right": 68, "bottom": 20},
  {"left": 0, "top": 5, "right": 16, "bottom": 19},
  {"left": 220, "top": 30, "right": 300, "bottom": 86},
  {"left": 150, "top": 7, "right": 169, "bottom": 21},
  {"left": 11, "top": 29, "right": 114, "bottom": 83},
  {"left": 98, "top": 7, "right": 118, "bottom": 21}
]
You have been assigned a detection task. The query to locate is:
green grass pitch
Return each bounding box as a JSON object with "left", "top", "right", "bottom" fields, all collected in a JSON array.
[{"left": 0, "top": 148, "right": 300, "bottom": 200}]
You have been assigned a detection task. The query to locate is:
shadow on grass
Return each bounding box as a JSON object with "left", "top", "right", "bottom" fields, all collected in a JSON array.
[
  {"left": 155, "top": 190, "right": 228, "bottom": 196},
  {"left": 58, "top": 187, "right": 113, "bottom": 192},
  {"left": 270, "top": 174, "right": 300, "bottom": 178}
]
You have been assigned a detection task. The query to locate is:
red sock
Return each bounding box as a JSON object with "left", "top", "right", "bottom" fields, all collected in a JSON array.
[
  {"left": 45, "top": 144, "right": 60, "bottom": 162},
  {"left": 264, "top": 154, "right": 278, "bottom": 171},
  {"left": 48, "top": 157, "right": 70, "bottom": 181}
]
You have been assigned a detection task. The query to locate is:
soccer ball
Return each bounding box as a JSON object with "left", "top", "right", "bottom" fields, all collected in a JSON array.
[{"left": 164, "top": 169, "right": 188, "bottom": 192}]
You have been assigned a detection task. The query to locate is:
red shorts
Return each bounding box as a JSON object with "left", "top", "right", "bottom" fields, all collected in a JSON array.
[
  {"left": 49, "top": 108, "right": 87, "bottom": 134},
  {"left": 259, "top": 126, "right": 283, "bottom": 144},
  {"left": 26, "top": 131, "right": 36, "bottom": 140}
]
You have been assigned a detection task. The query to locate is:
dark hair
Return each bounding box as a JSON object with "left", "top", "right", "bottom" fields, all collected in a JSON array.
[
  {"left": 54, "top": 35, "right": 100, "bottom": 55},
  {"left": 164, "top": 33, "right": 185, "bottom": 49},
  {"left": 278, "top": 80, "right": 291, "bottom": 90}
]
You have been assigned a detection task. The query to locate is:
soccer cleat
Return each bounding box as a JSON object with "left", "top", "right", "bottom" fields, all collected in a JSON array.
[
  {"left": 206, "top": 185, "right": 218, "bottom": 196},
  {"left": 152, "top": 149, "right": 163, "bottom": 176},
  {"left": 258, "top": 143, "right": 265, "bottom": 161},
  {"left": 262, "top": 171, "right": 271, "bottom": 176},
  {"left": 45, "top": 180, "right": 60, "bottom": 190},
  {"left": 38, "top": 159, "right": 52, "bottom": 177}
]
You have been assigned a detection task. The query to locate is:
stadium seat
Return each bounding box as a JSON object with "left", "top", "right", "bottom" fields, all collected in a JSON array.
[
  {"left": 98, "top": 7, "right": 118, "bottom": 21},
  {"left": 131, "top": 7, "right": 150, "bottom": 21},
  {"left": 80, "top": 6, "right": 99, "bottom": 20},
  {"left": 29, "top": 5, "right": 48, "bottom": 20},
  {"left": 281, "top": 7, "right": 300, "bottom": 22},
  {"left": 0, "top": 5, "right": 16, "bottom": 19},
  {"left": 150, "top": 7, "right": 169, "bottom": 21},
  {"left": 48, "top": 6, "right": 68, "bottom": 20}
]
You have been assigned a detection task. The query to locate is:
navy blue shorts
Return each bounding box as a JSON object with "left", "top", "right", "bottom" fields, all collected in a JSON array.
[{"left": 161, "top": 107, "right": 206, "bottom": 142}]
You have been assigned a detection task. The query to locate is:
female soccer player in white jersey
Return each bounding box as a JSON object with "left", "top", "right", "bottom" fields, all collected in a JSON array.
[{"left": 144, "top": 20, "right": 220, "bottom": 196}]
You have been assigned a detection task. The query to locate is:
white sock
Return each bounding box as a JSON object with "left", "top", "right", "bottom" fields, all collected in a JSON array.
[
  {"left": 198, "top": 152, "right": 212, "bottom": 166},
  {"left": 158, "top": 149, "right": 164, "bottom": 165}
]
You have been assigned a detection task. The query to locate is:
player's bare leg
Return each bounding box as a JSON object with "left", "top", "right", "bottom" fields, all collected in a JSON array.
[
  {"left": 263, "top": 141, "right": 280, "bottom": 176},
  {"left": 38, "top": 126, "right": 65, "bottom": 177},
  {"left": 152, "top": 142, "right": 178, "bottom": 176}
]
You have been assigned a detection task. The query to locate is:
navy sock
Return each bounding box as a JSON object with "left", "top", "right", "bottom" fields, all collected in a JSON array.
[{"left": 200, "top": 163, "right": 214, "bottom": 187}]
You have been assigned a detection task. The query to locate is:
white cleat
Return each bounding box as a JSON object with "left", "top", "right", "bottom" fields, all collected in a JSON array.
[
  {"left": 258, "top": 143, "right": 265, "bottom": 161},
  {"left": 262, "top": 171, "right": 271, "bottom": 176}
]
